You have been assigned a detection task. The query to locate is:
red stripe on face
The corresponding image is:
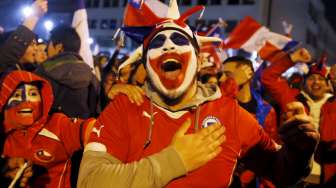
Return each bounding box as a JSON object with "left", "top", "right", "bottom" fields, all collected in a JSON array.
[
  {"left": 148, "top": 51, "right": 191, "bottom": 89},
  {"left": 4, "top": 101, "right": 42, "bottom": 131}
]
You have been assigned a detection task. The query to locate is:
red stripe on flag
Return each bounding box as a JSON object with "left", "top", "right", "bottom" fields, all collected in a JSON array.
[
  {"left": 224, "top": 16, "right": 261, "bottom": 48},
  {"left": 124, "top": 4, "right": 162, "bottom": 27},
  {"left": 259, "top": 42, "right": 286, "bottom": 62}
]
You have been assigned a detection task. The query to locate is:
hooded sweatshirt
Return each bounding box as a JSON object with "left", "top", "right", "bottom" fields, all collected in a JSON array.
[
  {"left": 0, "top": 70, "right": 94, "bottom": 188},
  {"left": 78, "top": 80, "right": 314, "bottom": 188}
]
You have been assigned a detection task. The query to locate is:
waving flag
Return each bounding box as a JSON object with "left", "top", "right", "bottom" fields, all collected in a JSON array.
[
  {"left": 72, "top": 0, "right": 94, "bottom": 69},
  {"left": 197, "top": 18, "right": 227, "bottom": 39},
  {"left": 224, "top": 16, "right": 298, "bottom": 61},
  {"left": 124, "top": 0, "right": 168, "bottom": 27},
  {"left": 122, "top": 0, "right": 169, "bottom": 43}
]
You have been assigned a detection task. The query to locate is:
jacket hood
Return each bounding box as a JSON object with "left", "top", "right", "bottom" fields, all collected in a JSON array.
[
  {"left": 40, "top": 52, "right": 93, "bottom": 89},
  {"left": 0, "top": 70, "right": 54, "bottom": 133}
]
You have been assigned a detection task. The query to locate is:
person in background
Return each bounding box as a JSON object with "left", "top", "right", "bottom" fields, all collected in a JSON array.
[
  {"left": 35, "top": 42, "right": 48, "bottom": 64},
  {"left": 0, "top": 0, "right": 47, "bottom": 72},
  {"left": 35, "top": 25, "right": 100, "bottom": 119},
  {"left": 261, "top": 49, "right": 332, "bottom": 186},
  {"left": 315, "top": 63, "right": 336, "bottom": 187},
  {"left": 222, "top": 56, "right": 279, "bottom": 188}
]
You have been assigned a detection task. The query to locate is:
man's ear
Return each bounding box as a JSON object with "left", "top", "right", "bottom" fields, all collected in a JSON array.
[{"left": 55, "top": 43, "right": 64, "bottom": 53}]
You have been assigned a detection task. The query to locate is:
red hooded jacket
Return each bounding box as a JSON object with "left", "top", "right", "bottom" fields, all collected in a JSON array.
[{"left": 0, "top": 71, "right": 94, "bottom": 188}]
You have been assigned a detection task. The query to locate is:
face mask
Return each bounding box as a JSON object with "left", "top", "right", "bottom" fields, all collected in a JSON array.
[
  {"left": 146, "top": 30, "right": 197, "bottom": 99},
  {"left": 4, "top": 84, "right": 42, "bottom": 130}
]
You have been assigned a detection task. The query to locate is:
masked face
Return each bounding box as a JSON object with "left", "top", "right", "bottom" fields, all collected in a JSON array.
[
  {"left": 4, "top": 84, "right": 42, "bottom": 129},
  {"left": 146, "top": 30, "right": 197, "bottom": 99}
]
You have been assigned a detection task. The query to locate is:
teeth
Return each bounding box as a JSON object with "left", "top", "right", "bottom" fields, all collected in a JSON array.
[
  {"left": 19, "top": 108, "right": 32, "bottom": 113},
  {"left": 163, "top": 59, "right": 179, "bottom": 64}
]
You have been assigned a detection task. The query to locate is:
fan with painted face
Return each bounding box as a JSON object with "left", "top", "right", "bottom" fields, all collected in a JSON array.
[
  {"left": 4, "top": 83, "right": 42, "bottom": 130},
  {"left": 146, "top": 29, "right": 198, "bottom": 100}
]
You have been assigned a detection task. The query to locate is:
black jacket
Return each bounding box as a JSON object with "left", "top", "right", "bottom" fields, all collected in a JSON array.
[
  {"left": 35, "top": 52, "right": 100, "bottom": 118},
  {"left": 0, "top": 25, "right": 36, "bottom": 72}
]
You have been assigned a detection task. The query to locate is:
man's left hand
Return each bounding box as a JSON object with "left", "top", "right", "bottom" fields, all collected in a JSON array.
[{"left": 280, "top": 102, "right": 319, "bottom": 153}]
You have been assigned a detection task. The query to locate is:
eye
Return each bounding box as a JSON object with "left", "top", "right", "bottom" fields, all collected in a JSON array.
[
  {"left": 170, "top": 32, "right": 190, "bottom": 46},
  {"left": 148, "top": 34, "right": 166, "bottom": 50},
  {"left": 29, "top": 89, "right": 40, "bottom": 97},
  {"left": 14, "top": 92, "right": 21, "bottom": 98}
]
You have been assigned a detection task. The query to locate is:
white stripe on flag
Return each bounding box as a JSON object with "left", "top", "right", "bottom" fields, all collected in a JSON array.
[{"left": 72, "top": 9, "right": 94, "bottom": 70}]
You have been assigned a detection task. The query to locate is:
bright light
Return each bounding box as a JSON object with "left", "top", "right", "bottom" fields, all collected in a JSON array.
[
  {"left": 22, "top": 6, "right": 33, "bottom": 17},
  {"left": 44, "top": 20, "right": 54, "bottom": 31},
  {"left": 37, "top": 38, "right": 44, "bottom": 43},
  {"left": 88, "top": 37, "right": 94, "bottom": 45}
]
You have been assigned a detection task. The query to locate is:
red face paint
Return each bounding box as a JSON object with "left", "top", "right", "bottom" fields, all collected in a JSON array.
[
  {"left": 4, "top": 84, "right": 42, "bottom": 131},
  {"left": 4, "top": 101, "right": 42, "bottom": 130},
  {"left": 148, "top": 51, "right": 191, "bottom": 89}
]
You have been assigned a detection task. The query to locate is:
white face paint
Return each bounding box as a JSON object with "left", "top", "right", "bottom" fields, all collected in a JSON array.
[
  {"left": 7, "top": 84, "right": 41, "bottom": 107},
  {"left": 146, "top": 30, "right": 197, "bottom": 99}
]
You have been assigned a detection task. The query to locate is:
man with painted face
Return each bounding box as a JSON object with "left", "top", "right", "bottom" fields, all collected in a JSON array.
[
  {"left": 0, "top": 70, "right": 96, "bottom": 187},
  {"left": 78, "top": 1, "right": 318, "bottom": 187}
]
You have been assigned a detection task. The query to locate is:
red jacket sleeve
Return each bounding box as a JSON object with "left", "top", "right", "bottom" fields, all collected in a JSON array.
[
  {"left": 88, "top": 96, "right": 130, "bottom": 161},
  {"left": 235, "top": 102, "right": 277, "bottom": 156},
  {"left": 263, "top": 108, "right": 281, "bottom": 144},
  {"left": 51, "top": 114, "right": 94, "bottom": 156},
  {"left": 261, "top": 52, "right": 300, "bottom": 112}
]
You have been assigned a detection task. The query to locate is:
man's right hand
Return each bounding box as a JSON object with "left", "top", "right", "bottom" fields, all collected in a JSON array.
[
  {"left": 23, "top": 0, "right": 48, "bottom": 31},
  {"left": 31, "top": 0, "right": 48, "bottom": 18},
  {"left": 171, "top": 119, "right": 226, "bottom": 172},
  {"left": 290, "top": 48, "right": 312, "bottom": 64}
]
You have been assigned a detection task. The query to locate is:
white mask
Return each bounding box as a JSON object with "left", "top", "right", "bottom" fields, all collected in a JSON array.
[{"left": 145, "top": 30, "right": 197, "bottom": 99}]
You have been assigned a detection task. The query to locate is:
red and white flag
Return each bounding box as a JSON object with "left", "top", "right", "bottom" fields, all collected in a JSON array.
[
  {"left": 224, "top": 16, "right": 298, "bottom": 61},
  {"left": 72, "top": 0, "right": 94, "bottom": 69},
  {"left": 124, "top": 0, "right": 169, "bottom": 27}
]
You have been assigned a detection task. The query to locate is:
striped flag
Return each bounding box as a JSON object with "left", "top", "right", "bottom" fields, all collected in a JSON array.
[
  {"left": 72, "top": 0, "right": 94, "bottom": 69},
  {"left": 224, "top": 16, "right": 299, "bottom": 61}
]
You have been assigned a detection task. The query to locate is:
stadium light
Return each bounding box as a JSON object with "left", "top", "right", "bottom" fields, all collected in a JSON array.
[
  {"left": 44, "top": 20, "right": 54, "bottom": 32},
  {"left": 22, "top": 6, "right": 33, "bottom": 18},
  {"left": 88, "top": 37, "right": 94, "bottom": 45}
]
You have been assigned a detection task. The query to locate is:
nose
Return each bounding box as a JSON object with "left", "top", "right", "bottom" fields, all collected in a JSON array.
[
  {"left": 163, "top": 46, "right": 175, "bottom": 51},
  {"left": 162, "top": 38, "right": 176, "bottom": 52}
]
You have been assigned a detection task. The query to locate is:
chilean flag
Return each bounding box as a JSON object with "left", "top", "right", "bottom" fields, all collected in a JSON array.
[
  {"left": 72, "top": 0, "right": 94, "bottom": 69},
  {"left": 124, "top": 0, "right": 168, "bottom": 27},
  {"left": 122, "top": 0, "right": 169, "bottom": 43},
  {"left": 224, "top": 17, "right": 298, "bottom": 61}
]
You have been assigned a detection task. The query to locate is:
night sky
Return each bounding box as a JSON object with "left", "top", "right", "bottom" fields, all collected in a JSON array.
[{"left": 323, "top": 0, "right": 336, "bottom": 31}]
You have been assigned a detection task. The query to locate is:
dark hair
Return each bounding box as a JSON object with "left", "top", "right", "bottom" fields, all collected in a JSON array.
[
  {"left": 223, "top": 56, "right": 254, "bottom": 72},
  {"left": 0, "top": 31, "right": 13, "bottom": 47},
  {"left": 49, "top": 25, "right": 81, "bottom": 53}
]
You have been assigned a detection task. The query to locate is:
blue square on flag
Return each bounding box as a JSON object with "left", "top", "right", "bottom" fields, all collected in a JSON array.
[{"left": 129, "top": 0, "right": 144, "bottom": 9}]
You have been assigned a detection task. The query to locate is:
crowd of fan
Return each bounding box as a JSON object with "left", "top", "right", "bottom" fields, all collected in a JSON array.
[{"left": 0, "top": 0, "right": 335, "bottom": 188}]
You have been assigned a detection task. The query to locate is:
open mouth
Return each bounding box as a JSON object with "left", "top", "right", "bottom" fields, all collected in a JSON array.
[
  {"left": 18, "top": 108, "right": 33, "bottom": 115},
  {"left": 161, "top": 59, "right": 182, "bottom": 72},
  {"left": 161, "top": 59, "right": 182, "bottom": 79}
]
